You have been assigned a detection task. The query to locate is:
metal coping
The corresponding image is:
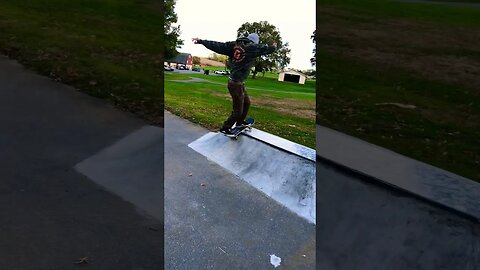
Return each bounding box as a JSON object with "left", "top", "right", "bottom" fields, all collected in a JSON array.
[{"left": 243, "top": 128, "right": 315, "bottom": 162}]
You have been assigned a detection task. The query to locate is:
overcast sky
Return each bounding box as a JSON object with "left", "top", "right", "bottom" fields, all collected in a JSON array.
[{"left": 173, "top": 0, "right": 315, "bottom": 70}]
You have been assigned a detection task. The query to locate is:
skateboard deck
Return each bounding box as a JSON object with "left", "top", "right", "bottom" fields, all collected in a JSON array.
[{"left": 227, "top": 118, "right": 255, "bottom": 139}]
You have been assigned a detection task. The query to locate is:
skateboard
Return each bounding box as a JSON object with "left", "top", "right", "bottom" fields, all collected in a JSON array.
[{"left": 227, "top": 118, "right": 255, "bottom": 139}]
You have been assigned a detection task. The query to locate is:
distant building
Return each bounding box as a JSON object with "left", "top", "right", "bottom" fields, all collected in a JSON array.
[
  {"left": 278, "top": 70, "right": 307, "bottom": 84},
  {"left": 164, "top": 52, "right": 193, "bottom": 69}
]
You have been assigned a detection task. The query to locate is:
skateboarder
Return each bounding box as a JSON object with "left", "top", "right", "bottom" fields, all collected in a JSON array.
[{"left": 192, "top": 33, "right": 277, "bottom": 136}]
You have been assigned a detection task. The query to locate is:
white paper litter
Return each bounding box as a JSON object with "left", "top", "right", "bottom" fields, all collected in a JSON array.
[{"left": 270, "top": 254, "right": 281, "bottom": 268}]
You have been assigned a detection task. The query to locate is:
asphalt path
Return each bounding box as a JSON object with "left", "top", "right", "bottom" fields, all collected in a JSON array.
[
  {"left": 0, "top": 55, "right": 315, "bottom": 269},
  {"left": 164, "top": 111, "right": 316, "bottom": 269},
  {"left": 316, "top": 159, "right": 480, "bottom": 270},
  {"left": 0, "top": 56, "right": 164, "bottom": 269},
  {"left": 5, "top": 53, "right": 476, "bottom": 270}
]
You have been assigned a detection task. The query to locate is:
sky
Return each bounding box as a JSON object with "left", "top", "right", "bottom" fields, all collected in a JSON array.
[{"left": 173, "top": 0, "right": 316, "bottom": 71}]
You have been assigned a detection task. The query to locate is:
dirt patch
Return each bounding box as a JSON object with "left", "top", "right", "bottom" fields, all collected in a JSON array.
[
  {"left": 252, "top": 96, "right": 315, "bottom": 119},
  {"left": 199, "top": 57, "right": 225, "bottom": 67},
  {"left": 209, "top": 91, "right": 315, "bottom": 119},
  {"left": 318, "top": 7, "right": 480, "bottom": 91}
]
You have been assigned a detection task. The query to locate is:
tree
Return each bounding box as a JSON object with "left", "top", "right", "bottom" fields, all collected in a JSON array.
[
  {"left": 208, "top": 53, "right": 227, "bottom": 63},
  {"left": 192, "top": 56, "right": 200, "bottom": 65},
  {"left": 303, "top": 69, "right": 316, "bottom": 76},
  {"left": 165, "top": 0, "right": 183, "bottom": 59},
  {"left": 208, "top": 53, "right": 217, "bottom": 61},
  {"left": 310, "top": 30, "right": 316, "bottom": 66},
  {"left": 237, "top": 21, "right": 291, "bottom": 79}
]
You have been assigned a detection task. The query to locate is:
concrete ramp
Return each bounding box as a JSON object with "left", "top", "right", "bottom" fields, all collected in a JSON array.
[
  {"left": 188, "top": 129, "right": 316, "bottom": 224},
  {"left": 315, "top": 124, "right": 480, "bottom": 269},
  {"left": 75, "top": 126, "right": 164, "bottom": 219}
]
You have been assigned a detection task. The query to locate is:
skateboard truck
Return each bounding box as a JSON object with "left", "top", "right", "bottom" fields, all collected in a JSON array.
[{"left": 226, "top": 118, "right": 255, "bottom": 139}]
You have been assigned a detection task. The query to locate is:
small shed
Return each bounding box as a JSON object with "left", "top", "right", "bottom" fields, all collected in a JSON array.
[
  {"left": 278, "top": 70, "right": 307, "bottom": 84},
  {"left": 164, "top": 52, "right": 193, "bottom": 69}
]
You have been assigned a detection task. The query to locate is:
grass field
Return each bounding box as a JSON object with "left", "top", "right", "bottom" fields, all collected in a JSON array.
[
  {"left": 165, "top": 72, "right": 316, "bottom": 148},
  {"left": 318, "top": 0, "right": 480, "bottom": 181},
  {"left": 0, "top": 0, "right": 163, "bottom": 125}
]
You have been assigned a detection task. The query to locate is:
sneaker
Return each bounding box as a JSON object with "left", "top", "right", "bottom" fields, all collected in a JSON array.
[
  {"left": 219, "top": 127, "right": 235, "bottom": 137},
  {"left": 237, "top": 121, "right": 251, "bottom": 128}
]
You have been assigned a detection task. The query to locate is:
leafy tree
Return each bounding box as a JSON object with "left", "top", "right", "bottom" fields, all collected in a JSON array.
[
  {"left": 208, "top": 53, "right": 228, "bottom": 69},
  {"left": 208, "top": 53, "right": 217, "bottom": 61},
  {"left": 192, "top": 56, "right": 200, "bottom": 65},
  {"left": 165, "top": 0, "right": 183, "bottom": 59},
  {"left": 310, "top": 30, "right": 316, "bottom": 66},
  {"left": 303, "top": 69, "right": 316, "bottom": 76},
  {"left": 208, "top": 53, "right": 227, "bottom": 63},
  {"left": 237, "top": 21, "right": 291, "bottom": 79}
]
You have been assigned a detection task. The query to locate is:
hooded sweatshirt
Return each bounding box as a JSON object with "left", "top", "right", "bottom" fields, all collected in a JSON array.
[{"left": 198, "top": 37, "right": 276, "bottom": 82}]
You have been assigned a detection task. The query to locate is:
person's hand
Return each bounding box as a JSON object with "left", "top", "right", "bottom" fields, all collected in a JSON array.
[
  {"left": 192, "top": 37, "right": 201, "bottom": 44},
  {"left": 273, "top": 42, "right": 277, "bottom": 47}
]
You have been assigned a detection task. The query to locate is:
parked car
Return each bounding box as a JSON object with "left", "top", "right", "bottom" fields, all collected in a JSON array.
[
  {"left": 192, "top": 67, "right": 201, "bottom": 72},
  {"left": 178, "top": 65, "right": 187, "bottom": 70},
  {"left": 214, "top": 70, "right": 228, "bottom": 75},
  {"left": 164, "top": 65, "right": 174, "bottom": 71}
]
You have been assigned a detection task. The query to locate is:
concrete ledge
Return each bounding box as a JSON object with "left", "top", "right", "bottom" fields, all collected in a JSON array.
[
  {"left": 189, "top": 131, "right": 316, "bottom": 224},
  {"left": 316, "top": 125, "right": 480, "bottom": 222}
]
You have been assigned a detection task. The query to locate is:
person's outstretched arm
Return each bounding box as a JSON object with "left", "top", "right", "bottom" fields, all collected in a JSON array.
[
  {"left": 248, "top": 42, "right": 277, "bottom": 58},
  {"left": 192, "top": 38, "right": 233, "bottom": 56}
]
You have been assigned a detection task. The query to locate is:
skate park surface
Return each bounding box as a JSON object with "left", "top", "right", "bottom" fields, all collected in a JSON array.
[
  {"left": 2, "top": 53, "right": 479, "bottom": 269},
  {"left": 316, "top": 125, "right": 480, "bottom": 269},
  {"left": 78, "top": 111, "right": 317, "bottom": 269},
  {"left": 188, "top": 127, "right": 316, "bottom": 224},
  {"left": 0, "top": 56, "right": 164, "bottom": 269},
  {"left": 164, "top": 111, "right": 316, "bottom": 269},
  {"left": 1, "top": 55, "right": 316, "bottom": 269}
]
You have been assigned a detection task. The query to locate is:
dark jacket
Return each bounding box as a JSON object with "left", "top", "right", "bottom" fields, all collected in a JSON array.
[{"left": 198, "top": 38, "right": 276, "bottom": 82}]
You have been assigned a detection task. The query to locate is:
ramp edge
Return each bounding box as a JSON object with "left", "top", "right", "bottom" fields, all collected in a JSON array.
[
  {"left": 316, "top": 124, "right": 480, "bottom": 222},
  {"left": 243, "top": 128, "right": 315, "bottom": 162},
  {"left": 188, "top": 132, "right": 316, "bottom": 224}
]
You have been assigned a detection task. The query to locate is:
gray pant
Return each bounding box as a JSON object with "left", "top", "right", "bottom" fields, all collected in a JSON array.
[{"left": 222, "top": 79, "right": 250, "bottom": 129}]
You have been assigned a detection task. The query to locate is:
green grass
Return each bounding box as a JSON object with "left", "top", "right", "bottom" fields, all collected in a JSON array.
[
  {"left": 165, "top": 72, "right": 316, "bottom": 148},
  {"left": 425, "top": 0, "right": 480, "bottom": 3},
  {"left": 198, "top": 66, "right": 227, "bottom": 71},
  {"left": 318, "top": 1, "right": 480, "bottom": 181},
  {"left": 0, "top": 0, "right": 163, "bottom": 125},
  {"left": 180, "top": 73, "right": 316, "bottom": 94},
  {"left": 321, "top": 0, "right": 480, "bottom": 26}
]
